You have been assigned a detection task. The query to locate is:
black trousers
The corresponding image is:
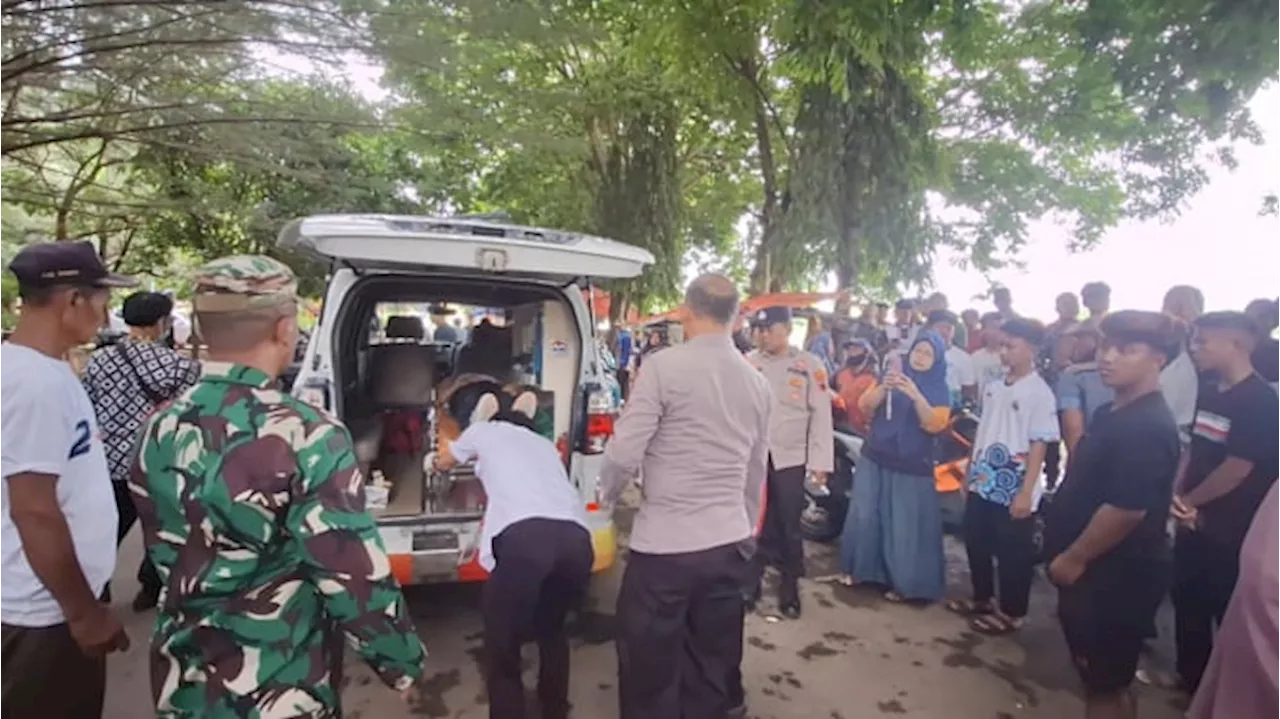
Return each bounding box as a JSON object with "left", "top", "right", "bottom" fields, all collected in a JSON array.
[
  {"left": 2, "top": 622, "right": 105, "bottom": 719},
  {"left": 1058, "top": 558, "right": 1170, "bottom": 695},
  {"left": 962, "top": 493, "right": 1036, "bottom": 618},
  {"left": 617, "top": 541, "right": 751, "bottom": 719},
  {"left": 483, "top": 518, "right": 593, "bottom": 719},
  {"left": 751, "top": 462, "right": 806, "bottom": 606},
  {"left": 1043, "top": 441, "right": 1062, "bottom": 491},
  {"left": 1172, "top": 530, "right": 1240, "bottom": 691},
  {"left": 112, "top": 480, "right": 161, "bottom": 595}
]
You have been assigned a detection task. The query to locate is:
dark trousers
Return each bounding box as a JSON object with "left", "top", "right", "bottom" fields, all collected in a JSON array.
[
  {"left": 112, "top": 480, "right": 161, "bottom": 595},
  {"left": 618, "top": 368, "right": 631, "bottom": 401},
  {"left": 483, "top": 518, "right": 593, "bottom": 719},
  {"left": 751, "top": 462, "right": 806, "bottom": 606},
  {"left": 962, "top": 493, "right": 1036, "bottom": 618},
  {"left": 2, "top": 622, "right": 105, "bottom": 719},
  {"left": 1172, "top": 530, "right": 1240, "bottom": 691},
  {"left": 617, "top": 541, "right": 751, "bottom": 719},
  {"left": 1043, "top": 441, "right": 1062, "bottom": 491}
]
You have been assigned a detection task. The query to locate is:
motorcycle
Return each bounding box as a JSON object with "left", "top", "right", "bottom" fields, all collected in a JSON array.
[
  {"left": 799, "top": 426, "right": 863, "bottom": 543},
  {"left": 801, "top": 406, "right": 979, "bottom": 543}
]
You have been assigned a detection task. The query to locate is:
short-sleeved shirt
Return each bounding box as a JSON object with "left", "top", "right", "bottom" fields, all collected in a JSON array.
[
  {"left": 449, "top": 420, "right": 589, "bottom": 571},
  {"left": 944, "top": 345, "right": 976, "bottom": 407},
  {"left": 1044, "top": 392, "right": 1181, "bottom": 565},
  {"left": 1056, "top": 363, "right": 1115, "bottom": 426},
  {"left": 971, "top": 348, "right": 1006, "bottom": 410},
  {"left": 1182, "top": 373, "right": 1280, "bottom": 550},
  {"left": 1160, "top": 350, "right": 1200, "bottom": 443},
  {"left": 81, "top": 339, "right": 200, "bottom": 482},
  {"left": 1, "top": 344, "right": 118, "bottom": 627},
  {"left": 968, "top": 372, "right": 1061, "bottom": 506}
]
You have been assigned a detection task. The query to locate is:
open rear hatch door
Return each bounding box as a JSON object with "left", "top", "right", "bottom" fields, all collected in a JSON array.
[{"left": 279, "top": 214, "right": 653, "bottom": 279}]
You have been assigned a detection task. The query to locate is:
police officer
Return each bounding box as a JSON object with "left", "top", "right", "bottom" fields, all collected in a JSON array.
[
  {"left": 746, "top": 306, "right": 835, "bottom": 618},
  {"left": 129, "top": 256, "right": 428, "bottom": 717}
]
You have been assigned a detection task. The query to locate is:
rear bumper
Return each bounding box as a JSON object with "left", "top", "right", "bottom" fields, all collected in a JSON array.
[{"left": 382, "top": 511, "right": 618, "bottom": 586}]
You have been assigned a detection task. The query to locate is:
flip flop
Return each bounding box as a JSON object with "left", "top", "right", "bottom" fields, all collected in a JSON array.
[
  {"left": 944, "top": 598, "right": 993, "bottom": 617},
  {"left": 970, "top": 612, "right": 1022, "bottom": 636}
]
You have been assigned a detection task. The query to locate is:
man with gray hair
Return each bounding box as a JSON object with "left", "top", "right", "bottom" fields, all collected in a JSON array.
[{"left": 602, "top": 274, "right": 772, "bottom": 719}]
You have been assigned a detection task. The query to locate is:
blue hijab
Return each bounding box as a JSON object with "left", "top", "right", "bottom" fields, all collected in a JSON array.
[{"left": 867, "top": 331, "right": 950, "bottom": 466}]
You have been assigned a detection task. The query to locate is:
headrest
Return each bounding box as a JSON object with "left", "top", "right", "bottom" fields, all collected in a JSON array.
[
  {"left": 366, "top": 344, "right": 437, "bottom": 406},
  {"left": 385, "top": 315, "right": 426, "bottom": 341}
]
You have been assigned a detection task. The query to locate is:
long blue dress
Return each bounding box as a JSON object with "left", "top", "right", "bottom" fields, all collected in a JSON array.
[{"left": 838, "top": 332, "right": 950, "bottom": 601}]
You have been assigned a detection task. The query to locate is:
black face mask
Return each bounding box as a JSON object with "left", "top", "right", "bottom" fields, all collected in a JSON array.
[{"left": 846, "top": 353, "right": 868, "bottom": 368}]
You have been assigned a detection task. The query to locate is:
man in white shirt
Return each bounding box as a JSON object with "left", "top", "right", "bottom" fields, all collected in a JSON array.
[
  {"left": 2, "top": 241, "right": 134, "bottom": 718},
  {"left": 971, "top": 312, "right": 1007, "bottom": 409},
  {"left": 926, "top": 309, "right": 977, "bottom": 407},
  {"left": 1161, "top": 285, "right": 1205, "bottom": 444},
  {"left": 953, "top": 318, "right": 1060, "bottom": 636}
]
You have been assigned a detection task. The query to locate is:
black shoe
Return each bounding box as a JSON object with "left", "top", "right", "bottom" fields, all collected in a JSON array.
[
  {"left": 132, "top": 586, "right": 160, "bottom": 612},
  {"left": 780, "top": 601, "right": 801, "bottom": 620}
]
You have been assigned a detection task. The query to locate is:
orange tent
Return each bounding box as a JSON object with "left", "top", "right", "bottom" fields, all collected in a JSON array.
[{"left": 739, "top": 292, "right": 840, "bottom": 314}]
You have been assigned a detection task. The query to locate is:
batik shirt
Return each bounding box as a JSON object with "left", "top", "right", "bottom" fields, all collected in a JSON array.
[
  {"left": 968, "top": 372, "right": 1060, "bottom": 506},
  {"left": 81, "top": 339, "right": 199, "bottom": 482},
  {"left": 130, "top": 362, "right": 425, "bottom": 718}
]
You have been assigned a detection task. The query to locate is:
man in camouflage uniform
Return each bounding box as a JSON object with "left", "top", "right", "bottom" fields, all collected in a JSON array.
[{"left": 129, "top": 256, "right": 427, "bottom": 718}]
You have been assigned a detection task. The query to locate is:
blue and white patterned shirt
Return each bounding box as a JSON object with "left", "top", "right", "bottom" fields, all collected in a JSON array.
[{"left": 81, "top": 339, "right": 199, "bottom": 483}]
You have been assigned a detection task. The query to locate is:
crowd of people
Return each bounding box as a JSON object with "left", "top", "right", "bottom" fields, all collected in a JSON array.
[{"left": 1, "top": 238, "right": 1276, "bottom": 719}]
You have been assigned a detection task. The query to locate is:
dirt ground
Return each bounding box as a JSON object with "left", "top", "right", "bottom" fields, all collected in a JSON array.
[{"left": 103, "top": 500, "right": 1189, "bottom": 719}]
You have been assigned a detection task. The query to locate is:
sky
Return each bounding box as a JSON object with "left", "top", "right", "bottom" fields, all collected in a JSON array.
[
  {"left": 324, "top": 51, "right": 1278, "bottom": 321},
  {"left": 931, "top": 86, "right": 1280, "bottom": 320}
]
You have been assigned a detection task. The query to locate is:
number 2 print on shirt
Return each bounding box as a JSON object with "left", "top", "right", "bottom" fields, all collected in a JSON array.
[{"left": 67, "top": 419, "right": 91, "bottom": 459}]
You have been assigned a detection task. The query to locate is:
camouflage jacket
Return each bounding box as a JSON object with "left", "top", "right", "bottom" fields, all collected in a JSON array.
[{"left": 129, "top": 362, "right": 426, "bottom": 718}]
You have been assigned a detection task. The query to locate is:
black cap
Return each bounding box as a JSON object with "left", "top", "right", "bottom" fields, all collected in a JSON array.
[
  {"left": 894, "top": 298, "right": 915, "bottom": 311},
  {"left": 750, "top": 306, "right": 793, "bottom": 328},
  {"left": 8, "top": 241, "right": 136, "bottom": 289},
  {"left": 121, "top": 291, "right": 174, "bottom": 327}
]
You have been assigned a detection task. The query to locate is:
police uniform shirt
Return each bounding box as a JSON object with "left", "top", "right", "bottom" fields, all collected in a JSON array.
[{"left": 747, "top": 347, "right": 835, "bottom": 473}]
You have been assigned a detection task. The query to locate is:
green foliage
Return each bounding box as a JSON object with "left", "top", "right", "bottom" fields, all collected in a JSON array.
[{"left": 1, "top": 0, "right": 1275, "bottom": 313}]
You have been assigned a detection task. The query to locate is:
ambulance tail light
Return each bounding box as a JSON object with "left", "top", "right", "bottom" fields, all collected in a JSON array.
[{"left": 582, "top": 386, "right": 615, "bottom": 455}]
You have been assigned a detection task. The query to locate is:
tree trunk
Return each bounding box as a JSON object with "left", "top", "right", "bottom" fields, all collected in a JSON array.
[{"left": 743, "top": 54, "right": 781, "bottom": 295}]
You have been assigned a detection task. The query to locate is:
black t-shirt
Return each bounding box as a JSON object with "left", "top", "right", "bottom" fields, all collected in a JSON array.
[
  {"left": 1252, "top": 337, "right": 1279, "bottom": 384},
  {"left": 1044, "top": 391, "right": 1181, "bottom": 565},
  {"left": 1183, "top": 373, "right": 1280, "bottom": 549}
]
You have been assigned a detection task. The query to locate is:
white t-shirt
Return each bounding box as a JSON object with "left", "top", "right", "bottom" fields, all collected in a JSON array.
[
  {"left": 1160, "top": 350, "right": 1199, "bottom": 444},
  {"left": 967, "top": 372, "right": 1060, "bottom": 507},
  {"left": 944, "top": 346, "right": 977, "bottom": 406},
  {"left": 449, "top": 420, "right": 589, "bottom": 571},
  {"left": 1, "top": 344, "right": 118, "bottom": 627},
  {"left": 170, "top": 311, "right": 192, "bottom": 345},
  {"left": 971, "top": 348, "right": 1005, "bottom": 408}
]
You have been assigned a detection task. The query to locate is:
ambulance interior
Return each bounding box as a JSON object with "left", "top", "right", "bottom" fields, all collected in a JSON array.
[{"left": 331, "top": 277, "right": 582, "bottom": 519}]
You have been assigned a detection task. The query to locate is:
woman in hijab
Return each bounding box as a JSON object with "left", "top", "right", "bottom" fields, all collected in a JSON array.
[{"left": 837, "top": 331, "right": 951, "bottom": 603}]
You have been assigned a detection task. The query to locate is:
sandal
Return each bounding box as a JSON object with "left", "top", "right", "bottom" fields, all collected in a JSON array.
[
  {"left": 884, "top": 591, "right": 907, "bottom": 603},
  {"left": 970, "top": 612, "right": 1023, "bottom": 636},
  {"left": 944, "top": 598, "right": 993, "bottom": 617},
  {"left": 837, "top": 575, "right": 856, "bottom": 587}
]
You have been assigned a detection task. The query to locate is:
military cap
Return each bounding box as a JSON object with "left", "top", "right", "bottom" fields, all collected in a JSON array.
[
  {"left": 191, "top": 255, "right": 297, "bottom": 313},
  {"left": 750, "top": 306, "right": 793, "bottom": 328}
]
